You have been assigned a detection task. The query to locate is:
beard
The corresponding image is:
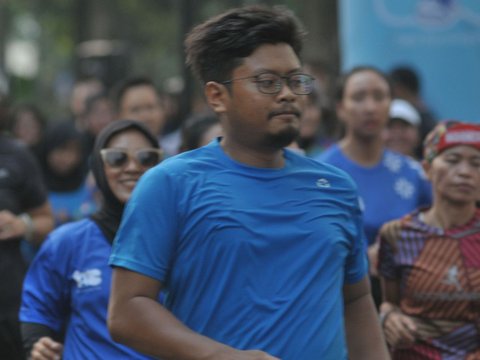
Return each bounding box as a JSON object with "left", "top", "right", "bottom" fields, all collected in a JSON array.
[{"left": 264, "top": 125, "right": 300, "bottom": 149}]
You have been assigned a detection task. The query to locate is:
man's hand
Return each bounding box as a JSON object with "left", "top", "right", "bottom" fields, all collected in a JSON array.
[{"left": 30, "top": 336, "right": 63, "bottom": 360}]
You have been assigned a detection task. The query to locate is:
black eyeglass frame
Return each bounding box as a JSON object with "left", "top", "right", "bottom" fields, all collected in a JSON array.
[{"left": 221, "top": 73, "right": 315, "bottom": 95}]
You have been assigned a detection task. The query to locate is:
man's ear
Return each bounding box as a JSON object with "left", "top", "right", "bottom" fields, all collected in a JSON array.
[{"left": 204, "top": 81, "right": 228, "bottom": 114}]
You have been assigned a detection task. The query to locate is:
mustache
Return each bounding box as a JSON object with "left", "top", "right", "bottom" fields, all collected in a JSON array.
[{"left": 268, "top": 107, "right": 301, "bottom": 119}]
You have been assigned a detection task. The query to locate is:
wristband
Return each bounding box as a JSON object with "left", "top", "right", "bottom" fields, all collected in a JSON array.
[{"left": 19, "top": 213, "right": 34, "bottom": 242}]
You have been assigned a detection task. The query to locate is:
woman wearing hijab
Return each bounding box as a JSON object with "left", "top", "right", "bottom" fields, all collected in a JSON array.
[
  {"left": 37, "top": 121, "right": 96, "bottom": 227},
  {"left": 19, "top": 120, "right": 163, "bottom": 359},
  {"left": 378, "top": 120, "right": 480, "bottom": 358}
]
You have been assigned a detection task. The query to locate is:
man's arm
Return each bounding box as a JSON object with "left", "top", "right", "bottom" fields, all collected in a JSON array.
[
  {"left": 343, "top": 276, "right": 390, "bottom": 360},
  {"left": 108, "top": 267, "right": 279, "bottom": 360},
  {"left": 0, "top": 202, "right": 54, "bottom": 246}
]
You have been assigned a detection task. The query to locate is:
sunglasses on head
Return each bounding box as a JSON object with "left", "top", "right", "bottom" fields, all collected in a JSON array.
[{"left": 100, "top": 148, "right": 163, "bottom": 168}]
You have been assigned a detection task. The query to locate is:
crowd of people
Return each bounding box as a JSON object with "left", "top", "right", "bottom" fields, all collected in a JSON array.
[{"left": 0, "top": 4, "right": 479, "bottom": 360}]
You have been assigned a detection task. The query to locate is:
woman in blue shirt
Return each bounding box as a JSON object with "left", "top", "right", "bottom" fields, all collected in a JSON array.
[{"left": 20, "top": 120, "right": 163, "bottom": 359}]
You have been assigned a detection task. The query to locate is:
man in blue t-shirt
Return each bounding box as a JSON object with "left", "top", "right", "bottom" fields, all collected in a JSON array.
[{"left": 108, "top": 5, "right": 389, "bottom": 360}]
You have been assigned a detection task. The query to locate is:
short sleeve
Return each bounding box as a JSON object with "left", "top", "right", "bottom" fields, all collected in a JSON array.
[
  {"left": 344, "top": 193, "right": 368, "bottom": 284},
  {"left": 377, "top": 225, "right": 399, "bottom": 280},
  {"left": 109, "top": 167, "right": 178, "bottom": 283},
  {"left": 19, "top": 233, "right": 70, "bottom": 332}
]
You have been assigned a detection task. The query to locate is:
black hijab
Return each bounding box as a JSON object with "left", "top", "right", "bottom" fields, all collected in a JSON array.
[
  {"left": 38, "top": 121, "right": 87, "bottom": 192},
  {"left": 90, "top": 119, "right": 159, "bottom": 243}
]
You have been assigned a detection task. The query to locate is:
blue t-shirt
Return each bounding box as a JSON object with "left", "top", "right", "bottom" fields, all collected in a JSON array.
[
  {"left": 48, "top": 182, "right": 97, "bottom": 227},
  {"left": 110, "top": 140, "right": 368, "bottom": 359},
  {"left": 20, "top": 219, "right": 155, "bottom": 359},
  {"left": 315, "top": 144, "right": 432, "bottom": 245}
]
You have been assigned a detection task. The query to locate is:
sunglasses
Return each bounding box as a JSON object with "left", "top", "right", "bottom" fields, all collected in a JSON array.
[{"left": 100, "top": 148, "right": 163, "bottom": 168}]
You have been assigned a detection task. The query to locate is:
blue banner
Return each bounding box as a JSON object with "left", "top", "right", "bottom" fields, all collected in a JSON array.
[{"left": 339, "top": 0, "right": 480, "bottom": 122}]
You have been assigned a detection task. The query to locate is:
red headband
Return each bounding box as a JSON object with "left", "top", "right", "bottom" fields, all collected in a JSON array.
[{"left": 423, "top": 121, "right": 480, "bottom": 162}]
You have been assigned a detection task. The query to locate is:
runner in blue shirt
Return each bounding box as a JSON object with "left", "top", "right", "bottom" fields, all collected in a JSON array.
[
  {"left": 20, "top": 120, "right": 163, "bottom": 359},
  {"left": 315, "top": 66, "right": 432, "bottom": 307},
  {"left": 107, "top": 6, "right": 389, "bottom": 360}
]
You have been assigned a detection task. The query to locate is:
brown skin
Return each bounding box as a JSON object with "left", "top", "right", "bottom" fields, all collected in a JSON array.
[
  {"left": 0, "top": 203, "right": 53, "bottom": 246},
  {"left": 344, "top": 277, "right": 390, "bottom": 359},
  {"left": 108, "top": 43, "right": 390, "bottom": 359},
  {"left": 29, "top": 129, "right": 161, "bottom": 360},
  {"left": 103, "top": 130, "right": 157, "bottom": 203},
  {"left": 117, "top": 85, "right": 166, "bottom": 137},
  {"left": 206, "top": 43, "right": 304, "bottom": 169},
  {"left": 30, "top": 337, "right": 63, "bottom": 360},
  {"left": 383, "top": 120, "right": 420, "bottom": 159},
  {"left": 337, "top": 69, "right": 392, "bottom": 275},
  {"left": 337, "top": 70, "right": 391, "bottom": 167},
  {"left": 380, "top": 145, "right": 480, "bottom": 349}
]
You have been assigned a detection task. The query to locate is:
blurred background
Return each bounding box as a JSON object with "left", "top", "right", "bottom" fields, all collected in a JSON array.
[
  {"left": 0, "top": 0, "right": 340, "bottom": 124},
  {"left": 0, "top": 0, "right": 479, "bottom": 126}
]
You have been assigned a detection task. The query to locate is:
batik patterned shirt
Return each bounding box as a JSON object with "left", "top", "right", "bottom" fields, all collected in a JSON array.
[{"left": 378, "top": 208, "right": 480, "bottom": 359}]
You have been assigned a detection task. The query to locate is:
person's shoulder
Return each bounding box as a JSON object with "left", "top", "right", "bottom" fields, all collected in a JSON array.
[
  {"left": 153, "top": 142, "right": 219, "bottom": 175},
  {"left": 0, "top": 135, "right": 28, "bottom": 154},
  {"left": 313, "top": 143, "right": 341, "bottom": 162},
  {"left": 288, "top": 149, "right": 359, "bottom": 191},
  {"left": 43, "top": 218, "right": 97, "bottom": 249},
  {"left": 384, "top": 149, "right": 427, "bottom": 177}
]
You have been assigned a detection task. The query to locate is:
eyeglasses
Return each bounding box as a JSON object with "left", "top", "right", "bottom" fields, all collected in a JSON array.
[
  {"left": 100, "top": 148, "right": 163, "bottom": 168},
  {"left": 221, "top": 73, "right": 315, "bottom": 95}
]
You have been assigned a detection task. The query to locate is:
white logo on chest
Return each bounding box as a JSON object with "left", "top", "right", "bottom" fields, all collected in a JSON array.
[
  {"left": 72, "top": 269, "right": 102, "bottom": 288},
  {"left": 316, "top": 178, "right": 330, "bottom": 188},
  {"left": 442, "top": 265, "right": 462, "bottom": 291}
]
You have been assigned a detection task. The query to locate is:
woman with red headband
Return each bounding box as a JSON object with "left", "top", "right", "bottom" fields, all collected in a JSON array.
[{"left": 377, "top": 120, "right": 480, "bottom": 358}]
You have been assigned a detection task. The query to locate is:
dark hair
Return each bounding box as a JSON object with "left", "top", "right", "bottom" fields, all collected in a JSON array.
[
  {"left": 390, "top": 66, "right": 420, "bottom": 95},
  {"left": 180, "top": 112, "right": 220, "bottom": 151},
  {"left": 7, "top": 103, "right": 47, "bottom": 133},
  {"left": 0, "top": 92, "right": 10, "bottom": 132},
  {"left": 84, "top": 91, "right": 110, "bottom": 116},
  {"left": 90, "top": 119, "right": 160, "bottom": 242},
  {"left": 185, "top": 5, "right": 306, "bottom": 84},
  {"left": 111, "top": 76, "right": 158, "bottom": 111},
  {"left": 334, "top": 66, "right": 392, "bottom": 103}
]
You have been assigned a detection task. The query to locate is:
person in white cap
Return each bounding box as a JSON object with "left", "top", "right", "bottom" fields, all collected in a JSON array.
[{"left": 383, "top": 99, "right": 421, "bottom": 159}]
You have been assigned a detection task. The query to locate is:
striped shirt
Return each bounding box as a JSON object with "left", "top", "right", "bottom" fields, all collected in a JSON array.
[{"left": 378, "top": 208, "right": 480, "bottom": 359}]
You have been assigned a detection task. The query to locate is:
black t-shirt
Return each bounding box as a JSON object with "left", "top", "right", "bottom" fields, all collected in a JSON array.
[{"left": 0, "top": 135, "right": 47, "bottom": 316}]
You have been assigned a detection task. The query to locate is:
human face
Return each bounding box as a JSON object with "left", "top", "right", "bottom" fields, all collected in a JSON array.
[
  {"left": 337, "top": 70, "right": 391, "bottom": 140},
  {"left": 383, "top": 119, "right": 420, "bottom": 157},
  {"left": 118, "top": 85, "right": 165, "bottom": 137},
  {"left": 215, "top": 43, "right": 306, "bottom": 150},
  {"left": 86, "top": 98, "right": 114, "bottom": 136},
  {"left": 103, "top": 129, "right": 157, "bottom": 203},
  {"left": 47, "top": 140, "right": 82, "bottom": 175},
  {"left": 13, "top": 110, "right": 43, "bottom": 146},
  {"left": 425, "top": 145, "right": 480, "bottom": 205}
]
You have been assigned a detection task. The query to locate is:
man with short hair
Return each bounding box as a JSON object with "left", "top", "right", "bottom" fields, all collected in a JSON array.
[{"left": 108, "top": 5, "right": 389, "bottom": 359}]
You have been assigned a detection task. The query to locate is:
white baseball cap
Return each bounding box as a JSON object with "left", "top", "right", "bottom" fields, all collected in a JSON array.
[{"left": 389, "top": 99, "right": 421, "bottom": 126}]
